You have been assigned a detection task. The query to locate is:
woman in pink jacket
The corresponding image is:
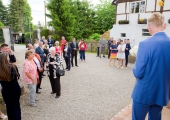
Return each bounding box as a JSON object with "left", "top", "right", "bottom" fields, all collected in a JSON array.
[{"left": 79, "top": 39, "right": 87, "bottom": 61}]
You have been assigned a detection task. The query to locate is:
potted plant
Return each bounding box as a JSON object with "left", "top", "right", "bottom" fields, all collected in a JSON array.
[
  {"left": 118, "top": 20, "right": 129, "bottom": 24},
  {"left": 138, "top": 18, "right": 147, "bottom": 24}
]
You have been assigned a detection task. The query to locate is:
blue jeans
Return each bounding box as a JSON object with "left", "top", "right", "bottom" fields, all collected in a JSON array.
[
  {"left": 80, "top": 50, "right": 85, "bottom": 60},
  {"left": 28, "top": 84, "right": 36, "bottom": 104}
]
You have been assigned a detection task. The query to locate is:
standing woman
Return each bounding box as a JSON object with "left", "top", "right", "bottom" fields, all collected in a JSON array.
[
  {"left": 79, "top": 39, "right": 87, "bottom": 61},
  {"left": 46, "top": 47, "right": 62, "bottom": 98},
  {"left": 63, "top": 42, "right": 72, "bottom": 71},
  {"left": 60, "top": 36, "right": 67, "bottom": 58},
  {"left": 55, "top": 41, "right": 61, "bottom": 56},
  {"left": 33, "top": 39, "right": 39, "bottom": 49},
  {"left": 23, "top": 50, "right": 38, "bottom": 107},
  {"left": 0, "top": 53, "right": 21, "bottom": 120},
  {"left": 109, "top": 40, "right": 118, "bottom": 66},
  {"left": 117, "top": 40, "right": 126, "bottom": 69}
]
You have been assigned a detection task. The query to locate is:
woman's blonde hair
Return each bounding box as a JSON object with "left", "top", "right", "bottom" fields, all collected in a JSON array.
[
  {"left": 148, "top": 12, "right": 165, "bottom": 27},
  {"left": 0, "top": 53, "right": 11, "bottom": 81},
  {"left": 25, "top": 50, "right": 33, "bottom": 59},
  {"left": 55, "top": 41, "right": 59, "bottom": 44}
]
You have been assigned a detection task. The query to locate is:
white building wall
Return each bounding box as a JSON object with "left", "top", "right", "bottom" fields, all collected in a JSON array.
[
  {"left": 117, "top": 3, "right": 126, "bottom": 14},
  {"left": 146, "top": 0, "right": 155, "bottom": 11},
  {"left": 129, "top": 14, "right": 138, "bottom": 24},
  {"left": 116, "top": 15, "right": 126, "bottom": 23},
  {"left": 126, "top": 2, "right": 130, "bottom": 13},
  {"left": 164, "top": 0, "right": 170, "bottom": 10}
]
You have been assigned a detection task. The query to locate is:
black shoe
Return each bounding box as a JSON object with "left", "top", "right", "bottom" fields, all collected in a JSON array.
[
  {"left": 72, "top": 65, "right": 74, "bottom": 67},
  {"left": 75, "top": 65, "right": 78, "bottom": 67},
  {"left": 51, "top": 92, "right": 55, "bottom": 94},
  {"left": 103, "top": 56, "right": 106, "bottom": 58},
  {"left": 67, "top": 69, "right": 70, "bottom": 71},
  {"left": 55, "top": 96, "right": 60, "bottom": 98},
  {"left": 36, "top": 92, "right": 41, "bottom": 94},
  {"left": 39, "top": 87, "right": 42, "bottom": 89}
]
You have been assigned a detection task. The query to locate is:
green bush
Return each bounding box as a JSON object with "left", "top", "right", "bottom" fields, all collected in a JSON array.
[
  {"left": 25, "top": 32, "right": 31, "bottom": 39},
  {"left": 88, "top": 33, "right": 101, "bottom": 41},
  {"left": 40, "top": 29, "right": 50, "bottom": 39},
  {"left": 0, "top": 22, "right": 4, "bottom": 28},
  {"left": 32, "top": 30, "right": 38, "bottom": 39}
]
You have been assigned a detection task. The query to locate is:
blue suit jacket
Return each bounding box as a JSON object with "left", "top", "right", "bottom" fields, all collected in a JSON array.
[
  {"left": 132, "top": 32, "right": 170, "bottom": 106},
  {"left": 35, "top": 46, "right": 45, "bottom": 63},
  {"left": 47, "top": 39, "right": 54, "bottom": 48},
  {"left": 125, "top": 43, "right": 131, "bottom": 55}
]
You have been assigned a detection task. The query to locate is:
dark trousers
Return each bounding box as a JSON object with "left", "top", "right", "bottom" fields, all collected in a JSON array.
[
  {"left": 49, "top": 75, "right": 61, "bottom": 95},
  {"left": 125, "top": 54, "right": 129, "bottom": 66},
  {"left": 80, "top": 50, "right": 85, "bottom": 60},
  {"left": 36, "top": 71, "right": 42, "bottom": 92},
  {"left": 108, "top": 49, "right": 110, "bottom": 59},
  {"left": 2, "top": 92, "right": 21, "bottom": 120},
  {"left": 65, "top": 56, "right": 71, "bottom": 70},
  {"left": 71, "top": 51, "right": 77, "bottom": 66},
  {"left": 132, "top": 100, "right": 163, "bottom": 120}
]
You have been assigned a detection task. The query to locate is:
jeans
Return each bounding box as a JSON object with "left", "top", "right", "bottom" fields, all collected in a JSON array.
[
  {"left": 28, "top": 84, "right": 36, "bottom": 104},
  {"left": 80, "top": 50, "right": 85, "bottom": 60}
]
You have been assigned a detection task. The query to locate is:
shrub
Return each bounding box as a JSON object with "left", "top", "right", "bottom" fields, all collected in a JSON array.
[
  {"left": 88, "top": 33, "right": 101, "bottom": 41},
  {"left": 40, "top": 29, "right": 50, "bottom": 39},
  {"left": 32, "top": 30, "right": 38, "bottom": 39}
]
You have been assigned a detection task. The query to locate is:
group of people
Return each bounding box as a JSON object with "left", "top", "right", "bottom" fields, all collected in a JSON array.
[{"left": 99, "top": 36, "right": 131, "bottom": 69}]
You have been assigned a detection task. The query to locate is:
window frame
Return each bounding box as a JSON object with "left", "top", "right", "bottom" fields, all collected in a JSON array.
[{"left": 130, "top": 1, "right": 146, "bottom": 14}]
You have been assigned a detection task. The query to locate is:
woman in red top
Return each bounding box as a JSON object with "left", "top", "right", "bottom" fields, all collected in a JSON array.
[
  {"left": 60, "top": 36, "right": 67, "bottom": 58},
  {"left": 79, "top": 39, "right": 87, "bottom": 61},
  {"left": 55, "top": 41, "right": 61, "bottom": 57}
]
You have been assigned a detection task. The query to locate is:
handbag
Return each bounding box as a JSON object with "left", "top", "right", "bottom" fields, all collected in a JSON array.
[
  {"left": 18, "top": 78, "right": 27, "bottom": 96},
  {"left": 56, "top": 64, "right": 65, "bottom": 76}
]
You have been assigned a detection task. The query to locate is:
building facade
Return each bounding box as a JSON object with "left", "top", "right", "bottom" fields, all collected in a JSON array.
[{"left": 110, "top": 0, "right": 170, "bottom": 46}]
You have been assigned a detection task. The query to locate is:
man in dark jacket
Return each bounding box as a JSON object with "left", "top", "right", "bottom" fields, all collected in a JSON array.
[
  {"left": 0, "top": 43, "right": 16, "bottom": 63},
  {"left": 125, "top": 39, "right": 131, "bottom": 67},
  {"left": 70, "top": 38, "right": 79, "bottom": 67},
  {"left": 47, "top": 35, "right": 54, "bottom": 48}
]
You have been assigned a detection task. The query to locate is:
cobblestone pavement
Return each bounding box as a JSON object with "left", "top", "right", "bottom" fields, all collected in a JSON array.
[{"left": 14, "top": 44, "right": 136, "bottom": 120}]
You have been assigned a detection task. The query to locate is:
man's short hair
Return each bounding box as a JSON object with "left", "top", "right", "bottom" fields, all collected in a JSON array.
[
  {"left": 0, "top": 43, "right": 8, "bottom": 48},
  {"left": 148, "top": 12, "right": 165, "bottom": 27}
]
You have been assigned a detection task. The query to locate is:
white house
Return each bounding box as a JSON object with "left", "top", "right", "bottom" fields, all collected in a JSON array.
[{"left": 110, "top": 0, "right": 170, "bottom": 46}]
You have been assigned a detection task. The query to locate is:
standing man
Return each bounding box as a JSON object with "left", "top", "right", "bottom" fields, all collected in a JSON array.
[
  {"left": 125, "top": 39, "right": 131, "bottom": 67},
  {"left": 47, "top": 35, "right": 54, "bottom": 48},
  {"left": 70, "top": 38, "right": 79, "bottom": 67},
  {"left": 0, "top": 43, "right": 16, "bottom": 63},
  {"left": 132, "top": 13, "right": 170, "bottom": 120},
  {"left": 35, "top": 42, "right": 46, "bottom": 76},
  {"left": 99, "top": 36, "right": 106, "bottom": 58}
]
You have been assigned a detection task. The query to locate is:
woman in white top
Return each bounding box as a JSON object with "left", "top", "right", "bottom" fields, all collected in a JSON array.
[
  {"left": 33, "top": 39, "right": 39, "bottom": 49},
  {"left": 117, "top": 40, "right": 126, "bottom": 69}
]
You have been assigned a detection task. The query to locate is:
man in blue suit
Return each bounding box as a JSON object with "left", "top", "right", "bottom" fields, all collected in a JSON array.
[
  {"left": 132, "top": 13, "right": 170, "bottom": 120},
  {"left": 125, "top": 39, "right": 131, "bottom": 67},
  {"left": 47, "top": 35, "right": 54, "bottom": 48}
]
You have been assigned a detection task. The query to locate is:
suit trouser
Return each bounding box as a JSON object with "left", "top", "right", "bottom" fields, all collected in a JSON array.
[
  {"left": 125, "top": 54, "right": 129, "bottom": 66},
  {"left": 65, "top": 56, "right": 71, "bottom": 70},
  {"left": 132, "top": 100, "right": 163, "bottom": 120},
  {"left": 99, "top": 47, "right": 105, "bottom": 57},
  {"left": 36, "top": 71, "right": 42, "bottom": 92},
  {"left": 2, "top": 92, "right": 21, "bottom": 120},
  {"left": 71, "top": 51, "right": 77, "bottom": 66},
  {"left": 108, "top": 49, "right": 110, "bottom": 59},
  {"left": 49, "top": 75, "right": 61, "bottom": 95}
]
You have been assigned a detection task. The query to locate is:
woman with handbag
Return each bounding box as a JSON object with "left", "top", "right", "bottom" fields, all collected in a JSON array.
[
  {"left": 0, "top": 53, "right": 21, "bottom": 120},
  {"left": 46, "top": 47, "right": 63, "bottom": 98}
]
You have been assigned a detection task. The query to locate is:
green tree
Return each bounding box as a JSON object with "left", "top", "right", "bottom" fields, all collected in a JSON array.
[
  {"left": 95, "top": 0, "right": 116, "bottom": 34},
  {"left": 46, "top": 0, "right": 76, "bottom": 41},
  {"left": 8, "top": 0, "right": 25, "bottom": 32},
  {"left": 0, "top": 0, "right": 8, "bottom": 25},
  {"left": 23, "top": 0, "right": 33, "bottom": 32},
  {"left": 40, "top": 29, "right": 50, "bottom": 39}
]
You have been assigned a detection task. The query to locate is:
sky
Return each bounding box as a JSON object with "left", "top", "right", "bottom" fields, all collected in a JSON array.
[{"left": 2, "top": 0, "right": 101, "bottom": 26}]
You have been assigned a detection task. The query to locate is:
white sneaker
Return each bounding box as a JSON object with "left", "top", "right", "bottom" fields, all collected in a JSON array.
[
  {"left": 29, "top": 103, "right": 37, "bottom": 107},
  {"left": 121, "top": 66, "right": 124, "bottom": 69},
  {"left": 117, "top": 66, "right": 120, "bottom": 69},
  {"left": 0, "top": 113, "right": 7, "bottom": 119}
]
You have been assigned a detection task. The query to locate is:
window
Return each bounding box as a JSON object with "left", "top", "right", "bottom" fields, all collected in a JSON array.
[
  {"left": 130, "top": 1, "right": 145, "bottom": 13},
  {"left": 142, "top": 29, "right": 151, "bottom": 36},
  {"left": 121, "top": 33, "right": 126, "bottom": 37}
]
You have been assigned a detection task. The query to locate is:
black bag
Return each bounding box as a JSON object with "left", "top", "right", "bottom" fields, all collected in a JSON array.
[{"left": 56, "top": 64, "right": 65, "bottom": 76}]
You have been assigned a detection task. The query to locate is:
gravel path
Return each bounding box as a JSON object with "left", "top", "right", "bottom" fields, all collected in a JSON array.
[{"left": 14, "top": 44, "right": 136, "bottom": 120}]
